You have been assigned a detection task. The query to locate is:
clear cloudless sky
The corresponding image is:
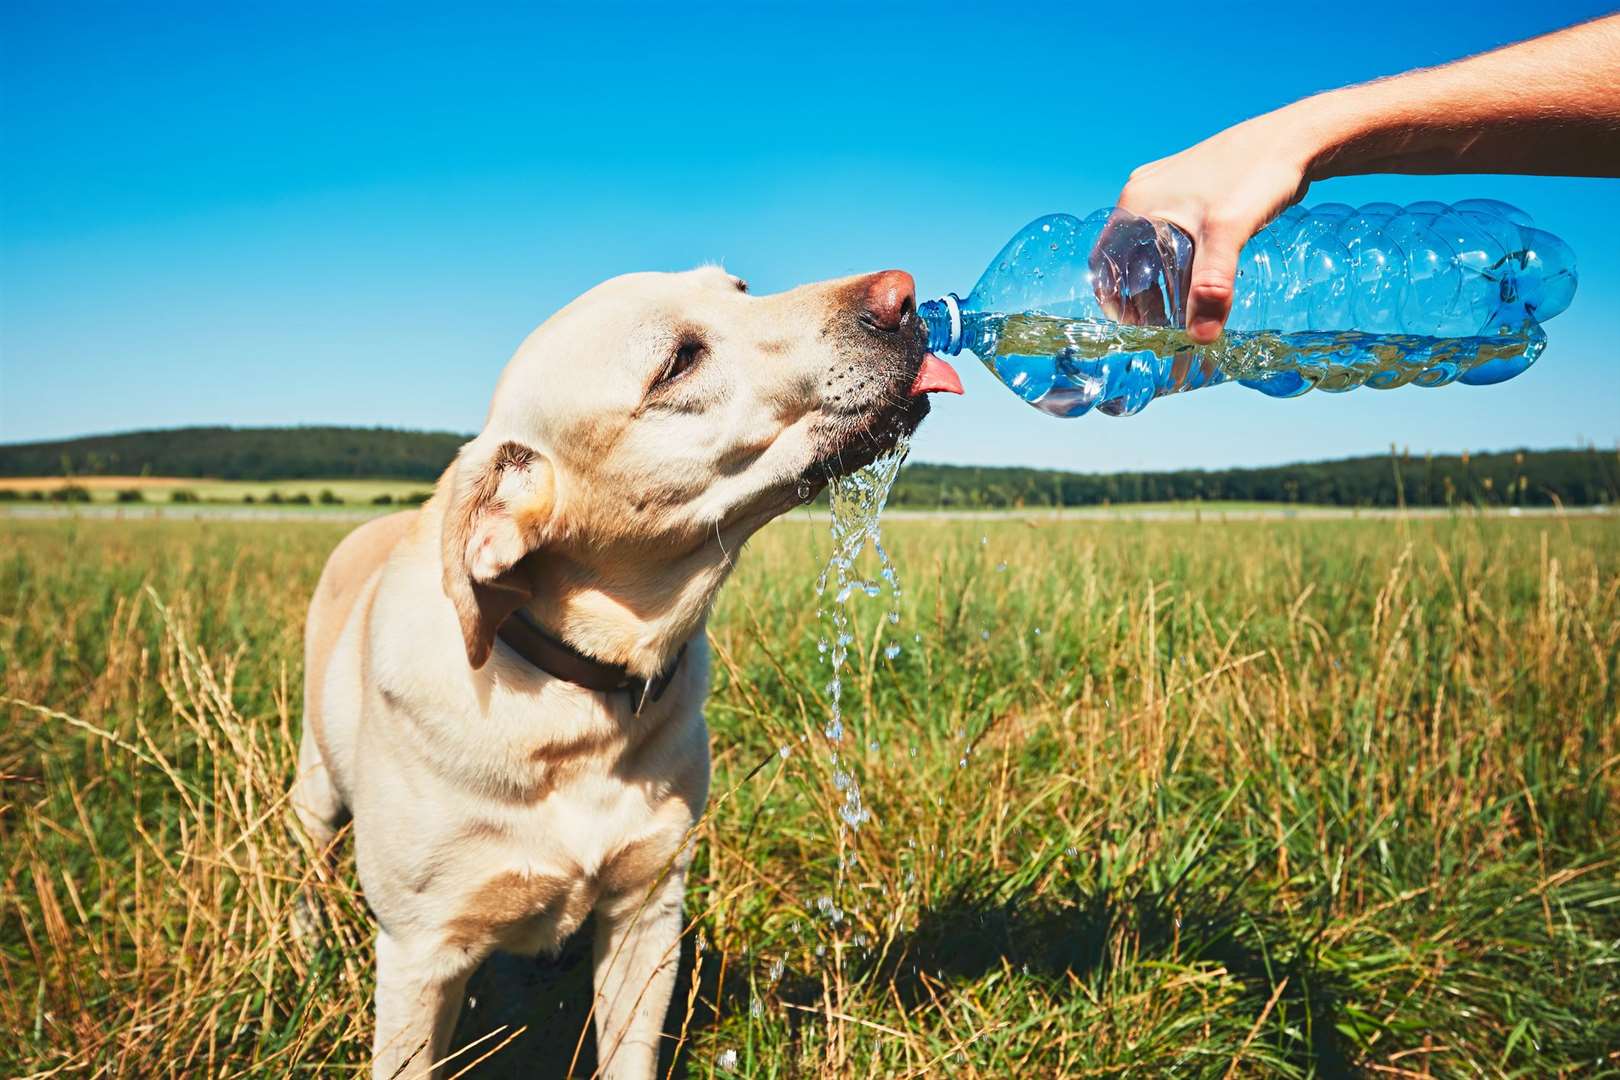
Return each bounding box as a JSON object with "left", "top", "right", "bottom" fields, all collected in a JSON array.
[{"left": 4, "top": 0, "right": 1618, "bottom": 471}]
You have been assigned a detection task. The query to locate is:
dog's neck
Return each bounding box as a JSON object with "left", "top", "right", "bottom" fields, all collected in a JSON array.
[{"left": 519, "top": 538, "right": 739, "bottom": 678}]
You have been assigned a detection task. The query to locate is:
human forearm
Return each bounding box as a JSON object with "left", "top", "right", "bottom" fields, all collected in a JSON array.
[
  {"left": 1114, "top": 14, "right": 1620, "bottom": 341},
  {"left": 1295, "top": 14, "right": 1620, "bottom": 179}
]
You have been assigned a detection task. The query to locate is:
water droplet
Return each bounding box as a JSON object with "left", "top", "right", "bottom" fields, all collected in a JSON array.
[
  {"left": 884, "top": 643, "right": 901, "bottom": 660},
  {"left": 980, "top": 629, "right": 990, "bottom": 641},
  {"left": 996, "top": 562, "right": 1008, "bottom": 572},
  {"left": 958, "top": 757, "right": 968, "bottom": 769},
  {"left": 768, "top": 956, "right": 785, "bottom": 982},
  {"left": 778, "top": 745, "right": 791, "bottom": 760},
  {"left": 717, "top": 1049, "right": 739, "bottom": 1071},
  {"left": 750, "top": 995, "right": 763, "bottom": 1018}
]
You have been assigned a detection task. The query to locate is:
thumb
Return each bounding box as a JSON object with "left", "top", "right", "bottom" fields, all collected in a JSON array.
[{"left": 1185, "top": 220, "right": 1244, "bottom": 345}]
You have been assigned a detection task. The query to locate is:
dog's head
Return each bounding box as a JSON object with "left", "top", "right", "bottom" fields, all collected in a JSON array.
[{"left": 439, "top": 266, "right": 960, "bottom": 670}]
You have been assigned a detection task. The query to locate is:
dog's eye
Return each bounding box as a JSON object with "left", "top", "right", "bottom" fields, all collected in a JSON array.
[{"left": 657, "top": 339, "right": 706, "bottom": 388}]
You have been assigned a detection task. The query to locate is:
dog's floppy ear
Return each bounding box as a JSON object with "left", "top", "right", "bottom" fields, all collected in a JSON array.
[{"left": 441, "top": 438, "right": 558, "bottom": 669}]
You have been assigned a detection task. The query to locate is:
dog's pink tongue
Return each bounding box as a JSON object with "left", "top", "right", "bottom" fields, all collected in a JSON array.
[{"left": 909, "top": 354, "right": 963, "bottom": 397}]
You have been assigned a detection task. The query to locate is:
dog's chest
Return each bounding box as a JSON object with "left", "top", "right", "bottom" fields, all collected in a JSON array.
[
  {"left": 445, "top": 768, "right": 689, "bottom": 956},
  {"left": 430, "top": 694, "right": 706, "bottom": 956},
  {"left": 371, "top": 653, "right": 709, "bottom": 956}
]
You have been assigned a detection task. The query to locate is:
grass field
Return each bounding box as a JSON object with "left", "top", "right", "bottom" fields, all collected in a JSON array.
[{"left": 3, "top": 511, "right": 1618, "bottom": 1077}]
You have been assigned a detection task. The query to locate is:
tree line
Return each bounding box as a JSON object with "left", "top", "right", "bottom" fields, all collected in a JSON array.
[
  {"left": 0, "top": 426, "right": 467, "bottom": 482},
  {"left": 2, "top": 426, "right": 1615, "bottom": 508},
  {"left": 887, "top": 448, "right": 1620, "bottom": 509}
]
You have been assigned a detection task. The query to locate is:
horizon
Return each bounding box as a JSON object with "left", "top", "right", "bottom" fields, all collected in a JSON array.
[
  {"left": 5, "top": 0, "right": 1619, "bottom": 472},
  {"left": 2, "top": 422, "right": 1611, "bottom": 480}
]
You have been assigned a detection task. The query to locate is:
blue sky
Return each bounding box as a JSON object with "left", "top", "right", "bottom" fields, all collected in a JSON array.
[{"left": 4, "top": 0, "right": 1617, "bottom": 472}]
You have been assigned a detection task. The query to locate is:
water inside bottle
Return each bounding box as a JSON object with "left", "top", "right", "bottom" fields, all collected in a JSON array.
[{"left": 981, "top": 312, "right": 1545, "bottom": 408}]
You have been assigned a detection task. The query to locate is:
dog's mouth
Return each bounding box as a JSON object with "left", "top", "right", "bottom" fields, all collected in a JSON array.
[{"left": 803, "top": 317, "right": 962, "bottom": 484}]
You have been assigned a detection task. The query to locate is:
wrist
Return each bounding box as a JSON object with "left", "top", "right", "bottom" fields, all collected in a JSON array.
[{"left": 1279, "top": 87, "right": 1378, "bottom": 183}]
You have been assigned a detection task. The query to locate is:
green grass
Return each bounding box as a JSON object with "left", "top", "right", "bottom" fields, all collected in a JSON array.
[{"left": 3, "top": 512, "right": 1618, "bottom": 1077}]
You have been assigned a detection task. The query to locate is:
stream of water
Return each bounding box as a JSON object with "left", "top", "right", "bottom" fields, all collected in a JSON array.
[{"left": 815, "top": 433, "right": 910, "bottom": 835}]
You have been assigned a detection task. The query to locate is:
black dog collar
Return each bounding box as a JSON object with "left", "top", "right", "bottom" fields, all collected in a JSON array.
[{"left": 496, "top": 607, "right": 686, "bottom": 715}]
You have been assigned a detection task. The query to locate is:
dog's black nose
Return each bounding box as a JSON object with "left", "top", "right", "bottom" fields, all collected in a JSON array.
[{"left": 861, "top": 270, "right": 916, "bottom": 332}]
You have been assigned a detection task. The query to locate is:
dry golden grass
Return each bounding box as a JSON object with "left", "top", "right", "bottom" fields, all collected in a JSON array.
[{"left": 2, "top": 512, "right": 1617, "bottom": 1077}]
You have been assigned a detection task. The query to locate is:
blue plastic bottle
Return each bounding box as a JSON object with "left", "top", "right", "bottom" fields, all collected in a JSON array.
[{"left": 918, "top": 202, "right": 1578, "bottom": 418}]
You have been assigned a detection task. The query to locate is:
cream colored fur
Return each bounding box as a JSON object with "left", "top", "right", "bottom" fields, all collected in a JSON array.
[{"left": 291, "top": 266, "right": 927, "bottom": 1078}]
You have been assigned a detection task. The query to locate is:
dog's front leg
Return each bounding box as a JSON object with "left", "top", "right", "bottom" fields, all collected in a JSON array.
[
  {"left": 372, "top": 929, "right": 472, "bottom": 1080},
  {"left": 591, "top": 870, "right": 687, "bottom": 1079}
]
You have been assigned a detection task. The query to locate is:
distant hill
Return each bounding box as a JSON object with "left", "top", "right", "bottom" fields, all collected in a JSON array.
[
  {"left": 0, "top": 426, "right": 468, "bottom": 482},
  {"left": 1, "top": 426, "right": 1615, "bottom": 508}
]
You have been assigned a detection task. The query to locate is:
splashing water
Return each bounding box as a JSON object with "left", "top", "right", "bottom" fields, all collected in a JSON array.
[{"left": 814, "top": 433, "right": 910, "bottom": 834}]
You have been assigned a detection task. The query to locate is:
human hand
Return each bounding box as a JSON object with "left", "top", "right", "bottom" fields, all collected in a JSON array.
[
  {"left": 1099, "top": 14, "right": 1620, "bottom": 343},
  {"left": 1112, "top": 108, "right": 1320, "bottom": 344}
]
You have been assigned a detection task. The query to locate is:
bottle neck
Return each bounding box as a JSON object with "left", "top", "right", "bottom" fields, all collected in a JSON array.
[{"left": 918, "top": 295, "right": 964, "bottom": 355}]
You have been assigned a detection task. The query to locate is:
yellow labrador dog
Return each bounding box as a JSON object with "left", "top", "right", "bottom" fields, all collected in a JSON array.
[{"left": 292, "top": 266, "right": 961, "bottom": 1078}]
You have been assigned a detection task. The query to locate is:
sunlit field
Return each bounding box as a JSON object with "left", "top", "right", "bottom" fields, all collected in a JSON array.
[
  {"left": 4, "top": 511, "right": 1617, "bottom": 1077},
  {"left": 0, "top": 476, "right": 433, "bottom": 505}
]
